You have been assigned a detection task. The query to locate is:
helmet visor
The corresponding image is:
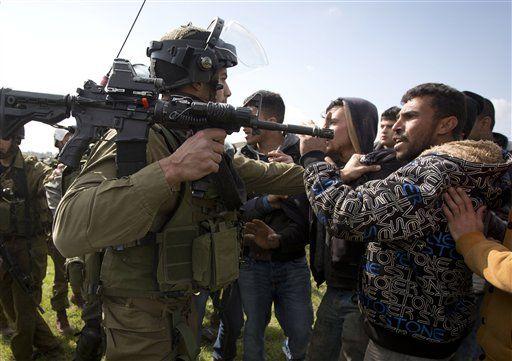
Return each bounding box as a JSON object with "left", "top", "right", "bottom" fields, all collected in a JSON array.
[{"left": 218, "top": 21, "right": 269, "bottom": 68}]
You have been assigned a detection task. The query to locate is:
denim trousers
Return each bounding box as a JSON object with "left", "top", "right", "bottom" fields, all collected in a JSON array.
[
  {"left": 238, "top": 256, "right": 314, "bottom": 361},
  {"left": 306, "top": 286, "right": 368, "bottom": 361}
]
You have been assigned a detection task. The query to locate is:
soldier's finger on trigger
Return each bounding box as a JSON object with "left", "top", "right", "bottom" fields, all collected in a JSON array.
[
  {"left": 211, "top": 141, "right": 225, "bottom": 154},
  {"left": 211, "top": 152, "right": 222, "bottom": 164}
]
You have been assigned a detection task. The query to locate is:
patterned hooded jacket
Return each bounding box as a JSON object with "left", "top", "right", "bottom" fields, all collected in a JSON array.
[{"left": 302, "top": 140, "right": 512, "bottom": 358}]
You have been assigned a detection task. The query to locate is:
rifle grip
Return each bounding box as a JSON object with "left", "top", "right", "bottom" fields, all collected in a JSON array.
[{"left": 58, "top": 127, "right": 94, "bottom": 169}]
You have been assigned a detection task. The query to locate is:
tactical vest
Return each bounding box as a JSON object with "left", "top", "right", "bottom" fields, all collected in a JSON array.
[
  {"left": 155, "top": 127, "right": 242, "bottom": 294},
  {"left": 0, "top": 157, "right": 39, "bottom": 237},
  {"left": 102, "top": 127, "right": 243, "bottom": 298}
]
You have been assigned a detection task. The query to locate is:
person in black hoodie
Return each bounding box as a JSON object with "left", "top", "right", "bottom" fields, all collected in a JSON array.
[
  {"left": 238, "top": 90, "right": 313, "bottom": 361},
  {"left": 307, "top": 98, "right": 404, "bottom": 361}
]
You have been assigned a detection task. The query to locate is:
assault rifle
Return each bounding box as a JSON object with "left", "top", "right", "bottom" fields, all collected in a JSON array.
[
  {"left": 0, "top": 59, "right": 333, "bottom": 176},
  {"left": 0, "top": 233, "right": 45, "bottom": 314}
]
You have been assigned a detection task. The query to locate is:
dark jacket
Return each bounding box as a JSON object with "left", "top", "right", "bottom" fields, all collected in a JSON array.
[
  {"left": 239, "top": 134, "right": 309, "bottom": 262},
  {"left": 303, "top": 140, "right": 512, "bottom": 358}
]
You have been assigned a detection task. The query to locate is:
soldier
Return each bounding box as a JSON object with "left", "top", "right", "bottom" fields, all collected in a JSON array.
[
  {"left": 43, "top": 127, "right": 79, "bottom": 335},
  {"left": 0, "top": 127, "right": 63, "bottom": 360},
  {"left": 48, "top": 131, "right": 104, "bottom": 361},
  {"left": 53, "top": 21, "right": 305, "bottom": 361}
]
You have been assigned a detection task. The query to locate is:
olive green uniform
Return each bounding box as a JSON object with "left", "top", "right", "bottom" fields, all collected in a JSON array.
[
  {"left": 0, "top": 151, "right": 61, "bottom": 361},
  {"left": 47, "top": 240, "right": 70, "bottom": 312},
  {"left": 54, "top": 127, "right": 304, "bottom": 360},
  {"left": 43, "top": 158, "right": 71, "bottom": 313},
  {"left": 44, "top": 160, "right": 79, "bottom": 312}
]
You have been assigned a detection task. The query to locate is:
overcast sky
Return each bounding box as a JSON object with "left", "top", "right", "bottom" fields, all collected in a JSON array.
[{"left": 0, "top": 0, "right": 510, "bottom": 153}]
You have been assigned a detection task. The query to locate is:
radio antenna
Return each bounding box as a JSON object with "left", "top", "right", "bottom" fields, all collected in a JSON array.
[{"left": 101, "top": 0, "right": 147, "bottom": 86}]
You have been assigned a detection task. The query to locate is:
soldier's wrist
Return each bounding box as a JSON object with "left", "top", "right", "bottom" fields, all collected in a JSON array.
[{"left": 158, "top": 158, "right": 183, "bottom": 188}]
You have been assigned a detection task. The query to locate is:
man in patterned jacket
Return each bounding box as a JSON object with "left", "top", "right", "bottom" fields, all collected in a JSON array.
[{"left": 299, "top": 83, "right": 512, "bottom": 361}]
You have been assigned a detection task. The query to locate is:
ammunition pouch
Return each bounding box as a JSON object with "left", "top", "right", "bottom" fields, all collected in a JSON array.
[
  {"left": 0, "top": 198, "right": 31, "bottom": 236},
  {"left": 157, "top": 219, "right": 240, "bottom": 293},
  {"left": 0, "top": 201, "right": 11, "bottom": 233}
]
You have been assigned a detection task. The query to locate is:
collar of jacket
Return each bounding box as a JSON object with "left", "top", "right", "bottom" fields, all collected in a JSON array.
[{"left": 12, "top": 150, "right": 24, "bottom": 169}]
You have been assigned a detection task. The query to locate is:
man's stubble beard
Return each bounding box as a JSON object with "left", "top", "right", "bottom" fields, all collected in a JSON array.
[{"left": 0, "top": 143, "right": 17, "bottom": 160}]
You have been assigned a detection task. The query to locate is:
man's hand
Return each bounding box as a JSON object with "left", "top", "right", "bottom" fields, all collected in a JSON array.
[
  {"left": 339, "top": 154, "right": 381, "bottom": 183},
  {"left": 243, "top": 219, "right": 280, "bottom": 250},
  {"left": 299, "top": 120, "right": 327, "bottom": 156},
  {"left": 268, "top": 150, "right": 293, "bottom": 164},
  {"left": 442, "top": 187, "right": 485, "bottom": 241},
  {"left": 47, "top": 163, "right": 65, "bottom": 182},
  {"left": 158, "top": 129, "right": 226, "bottom": 186},
  {"left": 267, "top": 195, "right": 288, "bottom": 209}
]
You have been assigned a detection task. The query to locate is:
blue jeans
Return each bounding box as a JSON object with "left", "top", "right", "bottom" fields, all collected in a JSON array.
[
  {"left": 453, "top": 292, "right": 484, "bottom": 361},
  {"left": 307, "top": 287, "right": 368, "bottom": 361},
  {"left": 213, "top": 281, "right": 244, "bottom": 361},
  {"left": 238, "top": 256, "right": 313, "bottom": 361}
]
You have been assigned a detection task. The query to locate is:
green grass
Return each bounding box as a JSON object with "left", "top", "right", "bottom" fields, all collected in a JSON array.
[{"left": 1, "top": 257, "right": 326, "bottom": 361}]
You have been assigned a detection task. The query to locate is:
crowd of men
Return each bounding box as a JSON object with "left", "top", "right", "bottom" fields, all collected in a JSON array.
[{"left": 0, "top": 20, "right": 511, "bottom": 361}]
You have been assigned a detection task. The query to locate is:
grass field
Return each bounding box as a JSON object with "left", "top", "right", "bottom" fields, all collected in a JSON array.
[{"left": 0, "top": 257, "right": 326, "bottom": 361}]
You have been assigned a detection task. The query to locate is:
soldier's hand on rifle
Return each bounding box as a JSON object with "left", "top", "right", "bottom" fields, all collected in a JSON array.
[
  {"left": 243, "top": 219, "right": 280, "bottom": 250},
  {"left": 159, "top": 128, "right": 226, "bottom": 186}
]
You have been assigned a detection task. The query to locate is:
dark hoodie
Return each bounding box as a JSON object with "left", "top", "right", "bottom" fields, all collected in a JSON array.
[
  {"left": 303, "top": 140, "right": 512, "bottom": 358},
  {"left": 309, "top": 98, "right": 404, "bottom": 289}
]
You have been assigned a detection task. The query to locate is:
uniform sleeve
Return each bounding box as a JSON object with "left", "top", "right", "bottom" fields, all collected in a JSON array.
[
  {"left": 29, "top": 160, "right": 54, "bottom": 229},
  {"left": 53, "top": 132, "right": 179, "bottom": 257},
  {"left": 303, "top": 157, "right": 451, "bottom": 243},
  {"left": 456, "top": 231, "right": 512, "bottom": 293},
  {"left": 30, "top": 160, "right": 52, "bottom": 199},
  {"left": 233, "top": 154, "right": 305, "bottom": 195}
]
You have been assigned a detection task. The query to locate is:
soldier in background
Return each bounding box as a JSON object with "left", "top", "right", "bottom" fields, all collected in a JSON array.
[
  {"left": 46, "top": 127, "right": 105, "bottom": 361},
  {"left": 44, "top": 128, "right": 82, "bottom": 335},
  {"left": 0, "top": 127, "right": 63, "bottom": 360}
]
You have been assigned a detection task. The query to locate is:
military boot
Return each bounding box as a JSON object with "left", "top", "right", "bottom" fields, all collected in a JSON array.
[
  {"left": 56, "top": 310, "right": 74, "bottom": 336},
  {"left": 73, "top": 325, "right": 105, "bottom": 361}
]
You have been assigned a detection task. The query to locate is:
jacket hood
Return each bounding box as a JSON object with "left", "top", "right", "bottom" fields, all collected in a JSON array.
[
  {"left": 342, "top": 97, "right": 378, "bottom": 155},
  {"left": 421, "top": 140, "right": 512, "bottom": 209}
]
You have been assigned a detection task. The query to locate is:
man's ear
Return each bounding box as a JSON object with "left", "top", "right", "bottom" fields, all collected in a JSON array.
[
  {"left": 190, "top": 82, "right": 203, "bottom": 92},
  {"left": 479, "top": 116, "right": 492, "bottom": 130},
  {"left": 436, "top": 115, "right": 458, "bottom": 136}
]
